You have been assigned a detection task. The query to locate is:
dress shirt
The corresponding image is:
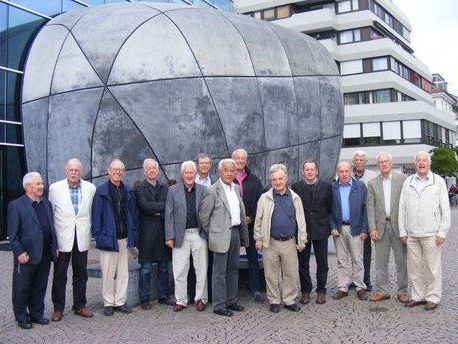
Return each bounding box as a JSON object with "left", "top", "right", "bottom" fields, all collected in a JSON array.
[
  {"left": 270, "top": 189, "right": 296, "bottom": 239},
  {"left": 411, "top": 171, "right": 432, "bottom": 194},
  {"left": 382, "top": 174, "right": 392, "bottom": 217},
  {"left": 195, "top": 174, "right": 212, "bottom": 187},
  {"left": 338, "top": 179, "right": 352, "bottom": 222},
  {"left": 220, "top": 179, "right": 241, "bottom": 227},
  {"left": 68, "top": 181, "right": 82, "bottom": 214}
]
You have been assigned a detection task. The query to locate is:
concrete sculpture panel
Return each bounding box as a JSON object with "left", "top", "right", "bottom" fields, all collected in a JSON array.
[{"left": 21, "top": 2, "right": 344, "bottom": 186}]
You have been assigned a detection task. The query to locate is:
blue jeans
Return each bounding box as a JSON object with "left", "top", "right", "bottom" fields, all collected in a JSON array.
[{"left": 138, "top": 262, "right": 170, "bottom": 302}]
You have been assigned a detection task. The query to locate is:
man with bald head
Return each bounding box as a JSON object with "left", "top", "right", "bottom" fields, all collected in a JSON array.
[{"left": 49, "top": 158, "right": 96, "bottom": 321}]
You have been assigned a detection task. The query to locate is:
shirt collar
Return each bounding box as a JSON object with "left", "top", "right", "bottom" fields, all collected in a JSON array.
[
  {"left": 414, "top": 171, "right": 433, "bottom": 181},
  {"left": 220, "top": 178, "right": 235, "bottom": 191},
  {"left": 339, "top": 178, "right": 353, "bottom": 187},
  {"left": 273, "top": 188, "right": 290, "bottom": 196},
  {"left": 381, "top": 173, "right": 392, "bottom": 181},
  {"left": 184, "top": 183, "right": 196, "bottom": 192},
  {"left": 68, "top": 180, "right": 81, "bottom": 190}
]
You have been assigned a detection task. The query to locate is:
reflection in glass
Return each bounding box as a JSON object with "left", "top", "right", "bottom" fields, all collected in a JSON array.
[
  {"left": 191, "top": 0, "right": 212, "bottom": 9},
  {"left": 62, "top": 0, "right": 87, "bottom": 12},
  {"left": 6, "top": 72, "right": 21, "bottom": 122},
  {"left": 9, "top": 0, "right": 61, "bottom": 16},
  {"left": 0, "top": 71, "right": 5, "bottom": 120},
  {"left": 0, "top": 3, "right": 7, "bottom": 67},
  {"left": 5, "top": 123, "right": 22, "bottom": 144}
]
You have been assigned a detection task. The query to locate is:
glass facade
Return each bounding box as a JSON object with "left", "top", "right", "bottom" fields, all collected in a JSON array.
[{"left": 0, "top": 0, "right": 233, "bottom": 239}]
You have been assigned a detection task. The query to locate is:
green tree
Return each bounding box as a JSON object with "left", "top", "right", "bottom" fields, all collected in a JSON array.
[{"left": 430, "top": 147, "right": 458, "bottom": 176}]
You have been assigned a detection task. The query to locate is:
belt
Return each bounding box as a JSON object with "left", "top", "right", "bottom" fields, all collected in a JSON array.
[
  {"left": 342, "top": 221, "right": 351, "bottom": 226},
  {"left": 271, "top": 235, "right": 294, "bottom": 241},
  {"left": 230, "top": 224, "right": 241, "bottom": 230},
  {"left": 385, "top": 217, "right": 391, "bottom": 221}
]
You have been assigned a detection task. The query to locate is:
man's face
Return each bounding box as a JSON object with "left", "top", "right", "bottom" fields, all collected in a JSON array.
[
  {"left": 220, "top": 163, "right": 236, "bottom": 185},
  {"left": 65, "top": 162, "right": 82, "bottom": 185},
  {"left": 197, "top": 157, "right": 211, "bottom": 175},
  {"left": 415, "top": 155, "right": 431, "bottom": 176},
  {"left": 352, "top": 156, "right": 367, "bottom": 171},
  {"left": 27, "top": 175, "right": 44, "bottom": 199},
  {"left": 232, "top": 152, "right": 247, "bottom": 171},
  {"left": 302, "top": 163, "right": 317, "bottom": 182},
  {"left": 271, "top": 170, "right": 288, "bottom": 193},
  {"left": 144, "top": 163, "right": 159, "bottom": 181},
  {"left": 377, "top": 156, "right": 393, "bottom": 175},
  {"left": 181, "top": 166, "right": 197, "bottom": 187},
  {"left": 337, "top": 164, "right": 352, "bottom": 184},
  {"left": 108, "top": 165, "right": 124, "bottom": 184}
]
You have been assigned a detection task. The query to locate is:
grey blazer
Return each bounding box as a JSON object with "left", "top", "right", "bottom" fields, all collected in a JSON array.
[
  {"left": 367, "top": 172, "right": 407, "bottom": 238},
  {"left": 199, "top": 179, "right": 249, "bottom": 254},
  {"left": 164, "top": 182, "right": 206, "bottom": 248}
]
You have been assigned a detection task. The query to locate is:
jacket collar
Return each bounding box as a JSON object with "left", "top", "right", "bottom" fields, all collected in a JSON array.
[{"left": 99, "top": 180, "right": 131, "bottom": 197}]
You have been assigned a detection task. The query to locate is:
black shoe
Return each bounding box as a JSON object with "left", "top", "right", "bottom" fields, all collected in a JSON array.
[
  {"left": 214, "top": 308, "right": 234, "bottom": 317},
  {"left": 114, "top": 304, "right": 132, "bottom": 314},
  {"left": 158, "top": 297, "right": 175, "bottom": 306},
  {"left": 365, "top": 282, "right": 373, "bottom": 292},
  {"left": 103, "top": 306, "right": 114, "bottom": 316},
  {"left": 284, "top": 303, "right": 301, "bottom": 312},
  {"left": 141, "top": 301, "right": 151, "bottom": 310},
  {"left": 269, "top": 304, "right": 280, "bottom": 313},
  {"left": 348, "top": 283, "right": 357, "bottom": 290},
  {"left": 30, "top": 317, "right": 49, "bottom": 325},
  {"left": 18, "top": 321, "right": 33, "bottom": 329},
  {"left": 227, "top": 303, "right": 244, "bottom": 312}
]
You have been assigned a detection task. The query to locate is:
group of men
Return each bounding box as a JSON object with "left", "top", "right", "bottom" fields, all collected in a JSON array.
[{"left": 7, "top": 148, "right": 450, "bottom": 329}]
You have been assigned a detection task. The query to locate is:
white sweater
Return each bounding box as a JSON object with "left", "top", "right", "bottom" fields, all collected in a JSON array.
[{"left": 398, "top": 172, "right": 450, "bottom": 238}]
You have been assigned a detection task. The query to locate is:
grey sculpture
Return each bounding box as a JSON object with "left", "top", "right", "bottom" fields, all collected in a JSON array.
[{"left": 21, "top": 2, "right": 344, "bottom": 186}]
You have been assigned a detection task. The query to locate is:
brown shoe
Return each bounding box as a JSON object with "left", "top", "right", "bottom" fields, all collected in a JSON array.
[
  {"left": 405, "top": 300, "right": 427, "bottom": 308},
  {"left": 424, "top": 302, "right": 438, "bottom": 311},
  {"left": 74, "top": 308, "right": 93, "bottom": 318},
  {"left": 196, "top": 300, "right": 206, "bottom": 312},
  {"left": 316, "top": 294, "right": 326, "bottom": 304},
  {"left": 299, "top": 293, "right": 310, "bottom": 304},
  {"left": 52, "top": 311, "right": 63, "bottom": 322},
  {"left": 173, "top": 304, "right": 186, "bottom": 312},
  {"left": 369, "top": 293, "right": 390, "bottom": 302},
  {"left": 397, "top": 294, "right": 410, "bottom": 304},
  {"left": 333, "top": 290, "right": 349, "bottom": 300},
  {"left": 356, "top": 289, "right": 368, "bottom": 301}
]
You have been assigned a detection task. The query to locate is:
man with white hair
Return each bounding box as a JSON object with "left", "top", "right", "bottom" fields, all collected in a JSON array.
[
  {"left": 199, "top": 158, "right": 249, "bottom": 317},
  {"left": 165, "top": 161, "right": 208, "bottom": 312},
  {"left": 399, "top": 151, "right": 450, "bottom": 310},
  {"left": 49, "top": 158, "right": 96, "bottom": 322},
  {"left": 8, "top": 172, "right": 58, "bottom": 329},
  {"left": 92, "top": 158, "right": 139, "bottom": 316}
]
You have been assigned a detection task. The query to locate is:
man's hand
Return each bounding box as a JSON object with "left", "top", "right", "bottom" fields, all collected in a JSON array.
[
  {"left": 360, "top": 233, "right": 368, "bottom": 241},
  {"left": 436, "top": 236, "right": 446, "bottom": 246},
  {"left": 255, "top": 241, "right": 263, "bottom": 251},
  {"left": 370, "top": 230, "right": 379, "bottom": 241},
  {"left": 400, "top": 236, "right": 408, "bottom": 244},
  {"left": 166, "top": 239, "right": 174, "bottom": 249},
  {"left": 246, "top": 216, "right": 252, "bottom": 225},
  {"left": 331, "top": 229, "right": 340, "bottom": 237},
  {"left": 17, "top": 252, "right": 29, "bottom": 264},
  {"left": 297, "top": 244, "right": 306, "bottom": 252}
]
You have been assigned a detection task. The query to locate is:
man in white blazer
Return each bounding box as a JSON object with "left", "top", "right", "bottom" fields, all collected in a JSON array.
[{"left": 48, "top": 158, "right": 96, "bottom": 321}]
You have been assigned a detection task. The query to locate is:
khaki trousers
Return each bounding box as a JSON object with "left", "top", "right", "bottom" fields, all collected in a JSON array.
[
  {"left": 334, "top": 225, "right": 365, "bottom": 292},
  {"left": 99, "top": 238, "right": 129, "bottom": 307},
  {"left": 263, "top": 237, "right": 299, "bottom": 306},
  {"left": 407, "top": 236, "right": 442, "bottom": 303}
]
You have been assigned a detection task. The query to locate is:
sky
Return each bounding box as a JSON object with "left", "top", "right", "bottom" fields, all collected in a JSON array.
[{"left": 394, "top": 0, "right": 458, "bottom": 95}]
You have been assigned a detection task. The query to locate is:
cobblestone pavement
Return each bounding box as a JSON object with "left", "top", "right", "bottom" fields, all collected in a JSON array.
[{"left": 1, "top": 210, "right": 458, "bottom": 344}]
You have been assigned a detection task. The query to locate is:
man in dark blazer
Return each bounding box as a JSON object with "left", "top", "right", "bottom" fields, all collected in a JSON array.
[
  {"left": 292, "top": 160, "right": 333, "bottom": 305},
  {"left": 8, "top": 172, "right": 57, "bottom": 329},
  {"left": 135, "top": 158, "right": 172, "bottom": 310}
]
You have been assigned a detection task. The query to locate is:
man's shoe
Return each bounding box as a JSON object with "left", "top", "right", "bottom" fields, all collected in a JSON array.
[
  {"left": 316, "top": 294, "right": 327, "bottom": 305},
  {"left": 52, "top": 311, "right": 63, "bottom": 322},
  {"left": 356, "top": 289, "right": 368, "bottom": 301},
  {"left": 141, "top": 301, "right": 151, "bottom": 310},
  {"left": 405, "top": 300, "right": 427, "bottom": 308},
  {"left": 173, "top": 304, "right": 186, "bottom": 312},
  {"left": 74, "top": 308, "right": 93, "bottom": 318},
  {"left": 158, "top": 297, "right": 175, "bottom": 306},
  {"left": 227, "top": 303, "right": 244, "bottom": 312},
  {"left": 18, "top": 321, "right": 33, "bottom": 330},
  {"left": 397, "top": 294, "right": 410, "bottom": 304},
  {"left": 254, "top": 291, "right": 266, "bottom": 303},
  {"left": 103, "top": 306, "right": 114, "bottom": 316},
  {"left": 269, "top": 304, "right": 280, "bottom": 313},
  {"left": 365, "top": 282, "right": 373, "bottom": 292},
  {"left": 114, "top": 304, "right": 132, "bottom": 314},
  {"left": 214, "top": 308, "right": 233, "bottom": 317},
  {"left": 348, "top": 283, "right": 356, "bottom": 290},
  {"left": 424, "top": 302, "right": 438, "bottom": 311},
  {"left": 299, "top": 293, "right": 310, "bottom": 305},
  {"left": 30, "top": 317, "right": 49, "bottom": 325},
  {"left": 196, "top": 300, "right": 206, "bottom": 312},
  {"left": 369, "top": 293, "right": 390, "bottom": 302},
  {"left": 333, "top": 290, "right": 349, "bottom": 300},
  {"left": 284, "top": 303, "right": 301, "bottom": 312}
]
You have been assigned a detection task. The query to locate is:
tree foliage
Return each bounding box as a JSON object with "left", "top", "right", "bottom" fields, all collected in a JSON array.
[{"left": 430, "top": 147, "right": 458, "bottom": 176}]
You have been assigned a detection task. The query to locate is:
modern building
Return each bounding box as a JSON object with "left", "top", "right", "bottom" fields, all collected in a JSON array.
[
  {"left": 1, "top": 0, "right": 234, "bottom": 240},
  {"left": 235, "top": 0, "right": 456, "bottom": 174}
]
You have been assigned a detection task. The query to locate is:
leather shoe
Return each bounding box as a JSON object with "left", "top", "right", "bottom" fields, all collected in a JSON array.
[
  {"left": 369, "top": 293, "right": 390, "bottom": 302},
  {"left": 299, "top": 293, "right": 310, "bottom": 305},
  {"left": 405, "top": 300, "right": 427, "bottom": 308},
  {"left": 30, "top": 317, "right": 49, "bottom": 325},
  {"left": 18, "top": 321, "right": 33, "bottom": 330},
  {"left": 356, "top": 289, "right": 368, "bottom": 301},
  {"left": 424, "top": 302, "right": 438, "bottom": 311},
  {"left": 316, "top": 294, "right": 327, "bottom": 305},
  {"left": 333, "top": 290, "right": 349, "bottom": 300},
  {"left": 158, "top": 297, "right": 175, "bottom": 306},
  {"left": 397, "top": 294, "right": 410, "bottom": 304},
  {"left": 74, "top": 308, "right": 93, "bottom": 318},
  {"left": 284, "top": 303, "right": 301, "bottom": 312},
  {"left": 114, "top": 304, "right": 131, "bottom": 314},
  {"left": 52, "top": 311, "right": 63, "bottom": 322},
  {"left": 103, "top": 306, "right": 114, "bottom": 316},
  {"left": 227, "top": 303, "right": 244, "bottom": 312},
  {"left": 196, "top": 300, "right": 206, "bottom": 312},
  {"left": 254, "top": 292, "right": 266, "bottom": 303},
  {"left": 214, "top": 308, "right": 233, "bottom": 317},
  {"left": 269, "top": 304, "right": 280, "bottom": 313},
  {"left": 173, "top": 304, "right": 186, "bottom": 312},
  {"left": 141, "top": 301, "right": 151, "bottom": 310},
  {"left": 365, "top": 282, "right": 373, "bottom": 292}
]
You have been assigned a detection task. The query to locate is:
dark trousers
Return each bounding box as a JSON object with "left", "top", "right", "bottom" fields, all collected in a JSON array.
[
  {"left": 245, "top": 225, "right": 261, "bottom": 294},
  {"left": 12, "top": 253, "right": 51, "bottom": 323},
  {"left": 363, "top": 237, "right": 372, "bottom": 285},
  {"left": 298, "top": 238, "right": 329, "bottom": 295},
  {"left": 138, "top": 261, "right": 170, "bottom": 302},
  {"left": 187, "top": 249, "right": 213, "bottom": 302},
  {"left": 212, "top": 229, "right": 240, "bottom": 311},
  {"left": 51, "top": 238, "right": 88, "bottom": 312}
]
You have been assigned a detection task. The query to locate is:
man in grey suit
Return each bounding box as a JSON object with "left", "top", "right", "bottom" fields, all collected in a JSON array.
[
  {"left": 165, "top": 161, "right": 208, "bottom": 312},
  {"left": 367, "top": 152, "right": 409, "bottom": 303},
  {"left": 199, "top": 158, "right": 249, "bottom": 317}
]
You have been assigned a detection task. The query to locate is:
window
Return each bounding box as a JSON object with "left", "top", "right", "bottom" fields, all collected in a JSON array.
[
  {"left": 344, "top": 124, "right": 361, "bottom": 138},
  {"left": 344, "top": 93, "right": 361, "bottom": 105},
  {"left": 339, "top": 29, "right": 361, "bottom": 44},
  {"left": 402, "top": 120, "right": 421, "bottom": 139},
  {"left": 363, "top": 122, "right": 381, "bottom": 137},
  {"left": 402, "top": 26, "right": 411, "bottom": 41},
  {"left": 263, "top": 9, "right": 275, "bottom": 20},
  {"left": 340, "top": 60, "right": 363, "bottom": 75},
  {"left": 372, "top": 57, "right": 388, "bottom": 71},
  {"left": 337, "top": 1, "right": 352, "bottom": 13},
  {"left": 373, "top": 89, "right": 391, "bottom": 103},
  {"left": 383, "top": 121, "right": 401, "bottom": 140},
  {"left": 254, "top": 11, "right": 261, "bottom": 19},
  {"left": 276, "top": 6, "right": 291, "bottom": 19}
]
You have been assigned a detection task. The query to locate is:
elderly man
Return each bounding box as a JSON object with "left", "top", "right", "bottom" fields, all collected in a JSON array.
[
  {"left": 92, "top": 158, "right": 138, "bottom": 316},
  {"left": 352, "top": 150, "right": 377, "bottom": 291},
  {"left": 232, "top": 148, "right": 265, "bottom": 302},
  {"left": 254, "top": 164, "right": 307, "bottom": 313},
  {"left": 195, "top": 153, "right": 213, "bottom": 187},
  {"left": 399, "top": 151, "right": 450, "bottom": 310},
  {"left": 8, "top": 172, "right": 58, "bottom": 329},
  {"left": 199, "top": 158, "right": 249, "bottom": 317},
  {"left": 331, "top": 161, "right": 369, "bottom": 301},
  {"left": 367, "top": 152, "right": 408, "bottom": 303},
  {"left": 292, "top": 160, "right": 332, "bottom": 305},
  {"left": 165, "top": 161, "right": 208, "bottom": 312},
  {"left": 135, "top": 158, "right": 172, "bottom": 310},
  {"left": 49, "top": 158, "right": 96, "bottom": 322}
]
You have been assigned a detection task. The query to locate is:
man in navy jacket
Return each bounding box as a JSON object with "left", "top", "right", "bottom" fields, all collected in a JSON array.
[
  {"left": 8, "top": 172, "right": 57, "bottom": 329},
  {"left": 330, "top": 161, "right": 369, "bottom": 301},
  {"left": 92, "top": 158, "right": 138, "bottom": 316}
]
